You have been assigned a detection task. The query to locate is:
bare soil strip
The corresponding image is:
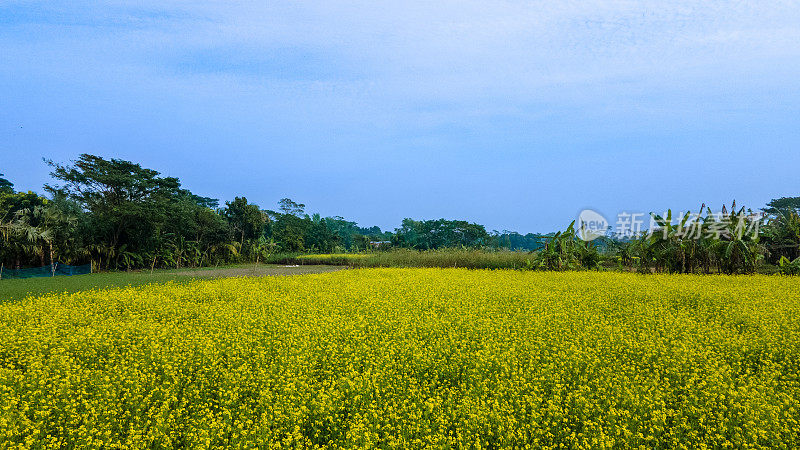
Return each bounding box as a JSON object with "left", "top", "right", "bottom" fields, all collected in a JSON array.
[{"left": 170, "top": 264, "right": 347, "bottom": 278}]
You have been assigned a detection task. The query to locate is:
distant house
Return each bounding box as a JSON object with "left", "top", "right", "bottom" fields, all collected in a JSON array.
[{"left": 369, "top": 240, "right": 391, "bottom": 249}]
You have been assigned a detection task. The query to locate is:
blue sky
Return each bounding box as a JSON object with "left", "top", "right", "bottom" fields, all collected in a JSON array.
[{"left": 1, "top": 1, "right": 799, "bottom": 232}]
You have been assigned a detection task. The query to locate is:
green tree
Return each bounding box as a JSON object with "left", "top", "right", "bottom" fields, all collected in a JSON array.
[
  {"left": 305, "top": 214, "right": 339, "bottom": 253},
  {"left": 270, "top": 213, "right": 306, "bottom": 252},
  {"left": 222, "top": 197, "right": 265, "bottom": 247},
  {"left": 278, "top": 198, "right": 306, "bottom": 217},
  {"left": 761, "top": 196, "right": 800, "bottom": 264},
  {"left": 13, "top": 200, "right": 78, "bottom": 275},
  {"left": 44, "top": 154, "right": 216, "bottom": 270},
  {"left": 0, "top": 191, "right": 48, "bottom": 268},
  {"left": 0, "top": 173, "right": 13, "bottom": 194},
  {"left": 762, "top": 211, "right": 800, "bottom": 264},
  {"left": 393, "top": 218, "right": 489, "bottom": 249},
  {"left": 763, "top": 197, "right": 800, "bottom": 217}
]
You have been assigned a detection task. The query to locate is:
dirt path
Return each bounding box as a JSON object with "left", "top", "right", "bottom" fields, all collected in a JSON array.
[{"left": 170, "top": 264, "right": 347, "bottom": 278}]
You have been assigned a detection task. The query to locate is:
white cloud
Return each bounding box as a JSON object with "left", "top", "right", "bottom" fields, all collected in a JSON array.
[
  {"left": 2, "top": 1, "right": 799, "bottom": 230},
  {"left": 3, "top": 0, "right": 800, "bottom": 141}
]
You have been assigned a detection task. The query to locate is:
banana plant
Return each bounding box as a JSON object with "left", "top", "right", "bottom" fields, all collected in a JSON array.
[
  {"left": 118, "top": 244, "right": 144, "bottom": 271},
  {"left": 529, "top": 221, "right": 600, "bottom": 271},
  {"left": 644, "top": 203, "right": 763, "bottom": 274},
  {"left": 710, "top": 203, "right": 763, "bottom": 274},
  {"left": 778, "top": 256, "right": 800, "bottom": 275}
]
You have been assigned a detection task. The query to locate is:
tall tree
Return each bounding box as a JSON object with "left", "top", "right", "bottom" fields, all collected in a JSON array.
[
  {"left": 13, "top": 201, "right": 78, "bottom": 274},
  {"left": 763, "top": 197, "right": 800, "bottom": 217},
  {"left": 0, "top": 173, "right": 13, "bottom": 194},
  {"left": 762, "top": 197, "right": 800, "bottom": 263},
  {"left": 305, "top": 214, "right": 339, "bottom": 253},
  {"left": 222, "top": 197, "right": 265, "bottom": 247},
  {"left": 393, "top": 218, "right": 489, "bottom": 249},
  {"left": 278, "top": 198, "right": 305, "bottom": 217},
  {"left": 0, "top": 191, "right": 48, "bottom": 268},
  {"left": 45, "top": 154, "right": 185, "bottom": 268}
]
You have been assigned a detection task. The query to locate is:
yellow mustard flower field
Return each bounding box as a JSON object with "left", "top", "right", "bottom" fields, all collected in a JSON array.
[{"left": 1, "top": 269, "right": 799, "bottom": 448}]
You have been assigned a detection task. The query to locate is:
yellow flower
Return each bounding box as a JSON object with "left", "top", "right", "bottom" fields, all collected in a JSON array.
[{"left": 0, "top": 269, "right": 798, "bottom": 448}]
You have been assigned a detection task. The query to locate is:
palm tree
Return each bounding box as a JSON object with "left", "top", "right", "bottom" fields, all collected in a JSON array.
[{"left": 12, "top": 203, "right": 76, "bottom": 275}]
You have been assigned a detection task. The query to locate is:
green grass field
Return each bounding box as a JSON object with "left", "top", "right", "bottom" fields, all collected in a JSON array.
[{"left": 0, "top": 264, "right": 345, "bottom": 302}]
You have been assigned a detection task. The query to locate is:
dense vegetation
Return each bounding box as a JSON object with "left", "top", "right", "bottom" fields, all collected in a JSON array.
[
  {"left": 297, "top": 210, "right": 796, "bottom": 275},
  {"left": 2, "top": 269, "right": 799, "bottom": 447},
  {"left": 0, "top": 156, "right": 537, "bottom": 273},
  {"left": 296, "top": 249, "right": 531, "bottom": 269},
  {"left": 0, "top": 157, "right": 386, "bottom": 272},
  {"left": 1, "top": 155, "right": 799, "bottom": 275}
]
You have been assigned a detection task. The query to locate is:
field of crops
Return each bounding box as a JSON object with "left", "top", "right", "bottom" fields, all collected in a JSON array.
[
  {"left": 1, "top": 269, "right": 799, "bottom": 448},
  {"left": 293, "top": 250, "right": 532, "bottom": 269},
  {"left": 295, "top": 253, "right": 371, "bottom": 265}
]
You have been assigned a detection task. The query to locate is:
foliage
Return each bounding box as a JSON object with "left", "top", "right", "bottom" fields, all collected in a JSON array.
[
  {"left": 278, "top": 198, "right": 306, "bottom": 216},
  {"left": 778, "top": 256, "right": 800, "bottom": 275},
  {"left": 304, "top": 215, "right": 340, "bottom": 253},
  {"left": 392, "top": 218, "right": 489, "bottom": 250},
  {"left": 324, "top": 217, "right": 389, "bottom": 251},
  {"left": 1, "top": 191, "right": 50, "bottom": 268},
  {"left": 614, "top": 203, "right": 764, "bottom": 274},
  {"left": 293, "top": 250, "right": 531, "bottom": 269},
  {"left": 45, "top": 154, "right": 181, "bottom": 252},
  {"left": 11, "top": 199, "right": 78, "bottom": 274},
  {"left": 527, "top": 221, "right": 601, "bottom": 271},
  {"left": 490, "top": 231, "right": 547, "bottom": 251},
  {"left": 1, "top": 157, "right": 356, "bottom": 271},
  {"left": 40, "top": 154, "right": 229, "bottom": 270},
  {"left": 2, "top": 156, "right": 797, "bottom": 275},
  {"left": 762, "top": 210, "right": 800, "bottom": 264},
  {"left": 269, "top": 211, "right": 308, "bottom": 252},
  {"left": 763, "top": 196, "right": 800, "bottom": 217},
  {"left": 2, "top": 270, "right": 800, "bottom": 447},
  {"left": 0, "top": 173, "right": 13, "bottom": 194},
  {"left": 223, "top": 197, "right": 266, "bottom": 248},
  {"left": 363, "top": 248, "right": 531, "bottom": 269}
]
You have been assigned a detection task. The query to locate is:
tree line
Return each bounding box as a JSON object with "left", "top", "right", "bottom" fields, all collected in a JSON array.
[
  {"left": 0, "top": 154, "right": 546, "bottom": 271},
  {"left": 530, "top": 199, "right": 800, "bottom": 274},
  {"left": 1, "top": 154, "right": 798, "bottom": 274}
]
